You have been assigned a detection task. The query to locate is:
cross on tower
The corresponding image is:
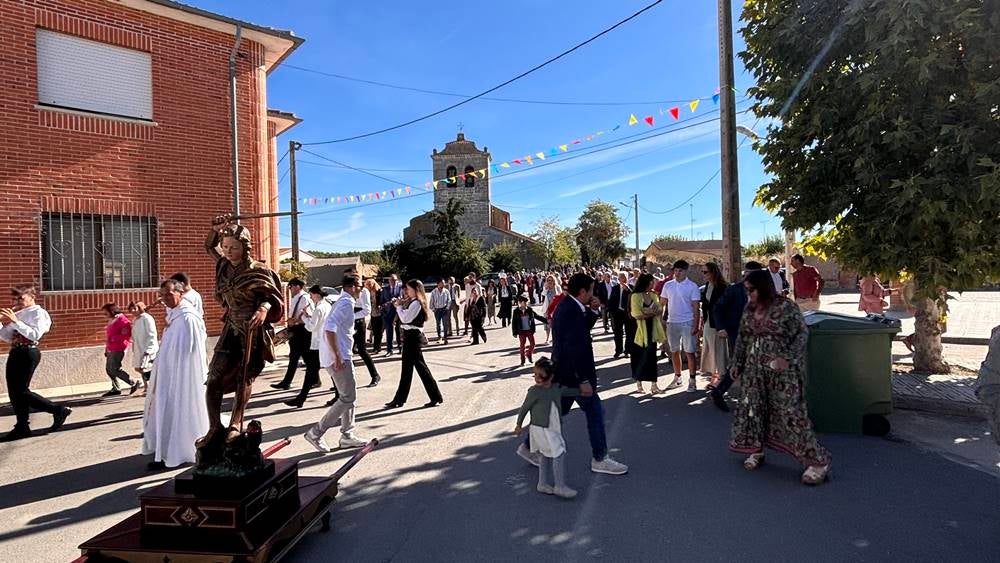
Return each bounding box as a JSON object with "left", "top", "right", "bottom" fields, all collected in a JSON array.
[{"left": 457, "top": 121, "right": 464, "bottom": 133}]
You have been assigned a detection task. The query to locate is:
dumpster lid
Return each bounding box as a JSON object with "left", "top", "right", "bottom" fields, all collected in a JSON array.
[{"left": 803, "top": 310, "right": 901, "bottom": 333}]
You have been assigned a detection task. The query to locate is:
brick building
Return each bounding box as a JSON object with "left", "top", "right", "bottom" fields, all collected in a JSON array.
[
  {"left": 0, "top": 0, "right": 302, "bottom": 395},
  {"left": 402, "top": 133, "right": 541, "bottom": 267}
]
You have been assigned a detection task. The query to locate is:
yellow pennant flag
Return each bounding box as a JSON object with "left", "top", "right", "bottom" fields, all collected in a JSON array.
[
  {"left": 689, "top": 99, "right": 700, "bottom": 112},
  {"left": 500, "top": 162, "right": 510, "bottom": 168},
  {"left": 525, "top": 155, "right": 533, "bottom": 164},
  {"left": 536, "top": 152, "right": 545, "bottom": 160},
  {"left": 559, "top": 144, "right": 568, "bottom": 152},
  {"left": 479, "top": 168, "right": 487, "bottom": 176},
  {"left": 628, "top": 114, "right": 638, "bottom": 126}
]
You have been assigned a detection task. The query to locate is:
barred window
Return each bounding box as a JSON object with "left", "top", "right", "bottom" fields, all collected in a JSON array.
[{"left": 41, "top": 213, "right": 158, "bottom": 291}]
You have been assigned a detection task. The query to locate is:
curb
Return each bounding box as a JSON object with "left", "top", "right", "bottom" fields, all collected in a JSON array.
[
  {"left": 892, "top": 335, "right": 989, "bottom": 346},
  {"left": 893, "top": 394, "right": 989, "bottom": 420}
]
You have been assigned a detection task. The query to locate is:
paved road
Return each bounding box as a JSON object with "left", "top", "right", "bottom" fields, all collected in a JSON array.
[{"left": 1, "top": 319, "right": 997, "bottom": 562}]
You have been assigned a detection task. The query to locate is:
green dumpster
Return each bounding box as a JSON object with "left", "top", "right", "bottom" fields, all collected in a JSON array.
[{"left": 803, "top": 311, "right": 900, "bottom": 434}]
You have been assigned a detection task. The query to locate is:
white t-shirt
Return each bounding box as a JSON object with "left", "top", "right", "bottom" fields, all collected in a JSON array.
[{"left": 660, "top": 278, "right": 700, "bottom": 323}]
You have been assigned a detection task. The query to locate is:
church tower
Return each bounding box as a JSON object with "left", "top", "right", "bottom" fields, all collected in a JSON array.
[{"left": 431, "top": 132, "right": 491, "bottom": 240}]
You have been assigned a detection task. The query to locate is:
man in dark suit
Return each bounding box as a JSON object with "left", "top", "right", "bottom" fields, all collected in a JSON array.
[
  {"left": 708, "top": 261, "right": 763, "bottom": 411},
  {"left": 607, "top": 272, "right": 634, "bottom": 359},
  {"left": 594, "top": 272, "right": 614, "bottom": 333},
  {"left": 517, "top": 273, "right": 628, "bottom": 476},
  {"left": 380, "top": 274, "right": 402, "bottom": 356},
  {"left": 767, "top": 258, "right": 790, "bottom": 296}
]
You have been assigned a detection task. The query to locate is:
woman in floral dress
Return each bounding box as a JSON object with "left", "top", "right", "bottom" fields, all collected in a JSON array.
[{"left": 729, "top": 270, "right": 831, "bottom": 485}]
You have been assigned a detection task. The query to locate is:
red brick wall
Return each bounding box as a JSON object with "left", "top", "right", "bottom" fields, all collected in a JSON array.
[{"left": 0, "top": 0, "right": 278, "bottom": 350}]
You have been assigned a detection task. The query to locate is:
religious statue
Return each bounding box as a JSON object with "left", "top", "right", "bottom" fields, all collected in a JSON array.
[{"left": 195, "top": 215, "right": 284, "bottom": 474}]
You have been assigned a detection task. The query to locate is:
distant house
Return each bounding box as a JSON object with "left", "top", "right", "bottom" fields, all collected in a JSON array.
[
  {"left": 279, "top": 247, "right": 316, "bottom": 267},
  {"left": 645, "top": 239, "right": 724, "bottom": 266},
  {"left": 305, "top": 256, "right": 376, "bottom": 287}
]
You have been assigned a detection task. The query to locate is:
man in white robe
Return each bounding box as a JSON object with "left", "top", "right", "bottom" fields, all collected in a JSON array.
[{"left": 143, "top": 279, "right": 209, "bottom": 470}]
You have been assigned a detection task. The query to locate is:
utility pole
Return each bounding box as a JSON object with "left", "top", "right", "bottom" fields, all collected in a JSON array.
[
  {"left": 288, "top": 140, "right": 301, "bottom": 262},
  {"left": 689, "top": 203, "right": 695, "bottom": 240},
  {"left": 633, "top": 193, "right": 640, "bottom": 267},
  {"left": 718, "top": 0, "right": 742, "bottom": 280}
]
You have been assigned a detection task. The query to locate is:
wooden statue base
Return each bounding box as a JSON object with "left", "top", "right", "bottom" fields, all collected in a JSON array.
[{"left": 77, "top": 459, "right": 339, "bottom": 563}]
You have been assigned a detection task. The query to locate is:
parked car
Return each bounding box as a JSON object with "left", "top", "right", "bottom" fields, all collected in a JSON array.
[
  {"left": 321, "top": 286, "right": 342, "bottom": 303},
  {"left": 479, "top": 272, "right": 501, "bottom": 285}
]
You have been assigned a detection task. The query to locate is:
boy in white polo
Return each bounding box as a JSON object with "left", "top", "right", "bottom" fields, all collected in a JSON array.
[{"left": 660, "top": 260, "right": 702, "bottom": 392}]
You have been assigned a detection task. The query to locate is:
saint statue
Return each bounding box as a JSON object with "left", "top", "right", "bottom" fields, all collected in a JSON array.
[{"left": 196, "top": 215, "right": 283, "bottom": 464}]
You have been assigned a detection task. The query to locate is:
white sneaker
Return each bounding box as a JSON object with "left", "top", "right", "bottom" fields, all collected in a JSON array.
[
  {"left": 666, "top": 376, "right": 682, "bottom": 389},
  {"left": 304, "top": 430, "right": 331, "bottom": 453},
  {"left": 537, "top": 483, "right": 554, "bottom": 495},
  {"left": 553, "top": 486, "right": 578, "bottom": 499},
  {"left": 339, "top": 434, "right": 368, "bottom": 449},
  {"left": 687, "top": 378, "right": 698, "bottom": 393},
  {"left": 591, "top": 456, "right": 628, "bottom": 475},
  {"left": 516, "top": 443, "right": 541, "bottom": 468}
]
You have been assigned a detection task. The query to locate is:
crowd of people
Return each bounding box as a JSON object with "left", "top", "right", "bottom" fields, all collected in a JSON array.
[{"left": 3, "top": 246, "right": 845, "bottom": 490}]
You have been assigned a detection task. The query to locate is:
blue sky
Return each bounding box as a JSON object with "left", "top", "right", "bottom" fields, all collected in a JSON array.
[{"left": 188, "top": 1, "right": 779, "bottom": 253}]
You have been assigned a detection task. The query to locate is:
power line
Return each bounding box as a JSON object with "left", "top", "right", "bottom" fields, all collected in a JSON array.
[
  {"left": 276, "top": 148, "right": 290, "bottom": 168},
  {"left": 301, "top": 0, "right": 664, "bottom": 145},
  {"left": 282, "top": 63, "right": 730, "bottom": 107},
  {"left": 298, "top": 148, "right": 408, "bottom": 186},
  {"left": 297, "top": 160, "right": 431, "bottom": 173}
]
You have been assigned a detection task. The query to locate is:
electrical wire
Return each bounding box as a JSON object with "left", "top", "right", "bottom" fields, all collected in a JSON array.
[
  {"left": 298, "top": 148, "right": 408, "bottom": 186},
  {"left": 301, "top": 0, "right": 664, "bottom": 145},
  {"left": 282, "top": 63, "right": 730, "bottom": 107},
  {"left": 276, "top": 148, "right": 290, "bottom": 168},
  {"left": 296, "top": 160, "right": 431, "bottom": 173}
]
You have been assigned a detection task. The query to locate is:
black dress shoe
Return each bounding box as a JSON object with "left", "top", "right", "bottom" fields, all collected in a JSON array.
[
  {"left": 50, "top": 407, "right": 72, "bottom": 431},
  {"left": 709, "top": 389, "right": 730, "bottom": 412},
  {"left": 369, "top": 374, "right": 381, "bottom": 387},
  {"left": 384, "top": 401, "right": 403, "bottom": 409},
  {"left": 310, "top": 382, "right": 321, "bottom": 389},
  {"left": 284, "top": 399, "right": 304, "bottom": 409},
  {"left": 129, "top": 381, "right": 141, "bottom": 395},
  {"left": 102, "top": 388, "right": 122, "bottom": 398},
  {"left": 423, "top": 399, "right": 443, "bottom": 408},
  {"left": 325, "top": 397, "right": 340, "bottom": 407},
  {"left": 147, "top": 460, "right": 167, "bottom": 471},
  {"left": 0, "top": 426, "right": 32, "bottom": 442},
  {"left": 270, "top": 382, "right": 290, "bottom": 390}
]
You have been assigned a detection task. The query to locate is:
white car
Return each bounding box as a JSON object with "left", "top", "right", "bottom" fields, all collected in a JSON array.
[{"left": 321, "top": 286, "right": 342, "bottom": 303}]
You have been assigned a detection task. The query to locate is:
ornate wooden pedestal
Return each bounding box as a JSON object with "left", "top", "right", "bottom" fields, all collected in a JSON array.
[{"left": 77, "top": 460, "right": 339, "bottom": 563}]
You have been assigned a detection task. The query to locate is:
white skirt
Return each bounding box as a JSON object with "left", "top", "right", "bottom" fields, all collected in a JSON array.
[
  {"left": 701, "top": 325, "right": 730, "bottom": 375},
  {"left": 529, "top": 402, "right": 566, "bottom": 458}
]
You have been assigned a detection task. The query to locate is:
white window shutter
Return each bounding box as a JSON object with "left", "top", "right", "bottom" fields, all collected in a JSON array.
[{"left": 36, "top": 29, "right": 153, "bottom": 120}]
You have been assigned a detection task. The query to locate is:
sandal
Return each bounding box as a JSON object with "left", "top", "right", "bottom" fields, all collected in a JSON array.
[
  {"left": 651, "top": 384, "right": 663, "bottom": 395},
  {"left": 635, "top": 383, "right": 645, "bottom": 394},
  {"left": 743, "top": 453, "right": 765, "bottom": 471},
  {"left": 801, "top": 464, "right": 831, "bottom": 485}
]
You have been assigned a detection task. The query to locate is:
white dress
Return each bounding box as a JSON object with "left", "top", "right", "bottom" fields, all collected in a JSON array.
[
  {"left": 142, "top": 300, "right": 209, "bottom": 467},
  {"left": 529, "top": 402, "right": 566, "bottom": 458}
]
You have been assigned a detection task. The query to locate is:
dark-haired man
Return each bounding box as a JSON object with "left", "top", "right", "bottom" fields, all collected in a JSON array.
[
  {"left": 791, "top": 254, "right": 824, "bottom": 311},
  {"left": 517, "top": 273, "right": 628, "bottom": 476},
  {"left": 272, "top": 278, "right": 310, "bottom": 390},
  {"left": 660, "top": 260, "right": 702, "bottom": 392}
]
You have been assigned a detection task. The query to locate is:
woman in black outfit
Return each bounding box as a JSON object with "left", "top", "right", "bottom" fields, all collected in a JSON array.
[
  {"left": 469, "top": 286, "right": 488, "bottom": 344},
  {"left": 497, "top": 276, "right": 517, "bottom": 327},
  {"left": 386, "top": 279, "right": 444, "bottom": 409}
]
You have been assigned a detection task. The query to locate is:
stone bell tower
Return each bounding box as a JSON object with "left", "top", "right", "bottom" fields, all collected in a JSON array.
[{"left": 431, "top": 132, "right": 491, "bottom": 240}]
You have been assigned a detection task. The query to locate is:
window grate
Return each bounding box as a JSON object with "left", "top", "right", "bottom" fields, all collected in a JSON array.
[{"left": 41, "top": 213, "right": 158, "bottom": 291}]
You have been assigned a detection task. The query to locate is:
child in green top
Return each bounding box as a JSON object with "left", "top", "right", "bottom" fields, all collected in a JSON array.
[{"left": 515, "top": 357, "right": 579, "bottom": 499}]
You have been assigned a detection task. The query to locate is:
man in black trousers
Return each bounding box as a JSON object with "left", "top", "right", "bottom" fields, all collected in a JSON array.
[
  {"left": 354, "top": 277, "right": 380, "bottom": 387},
  {"left": 594, "top": 272, "right": 614, "bottom": 334},
  {"left": 608, "top": 271, "right": 634, "bottom": 359},
  {"left": 272, "top": 278, "right": 311, "bottom": 390}
]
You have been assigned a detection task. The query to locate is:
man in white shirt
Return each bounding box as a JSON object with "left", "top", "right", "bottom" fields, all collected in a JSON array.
[
  {"left": 304, "top": 275, "right": 369, "bottom": 452},
  {"left": 353, "top": 276, "right": 380, "bottom": 387},
  {"left": 448, "top": 276, "right": 461, "bottom": 338},
  {"left": 1, "top": 284, "right": 71, "bottom": 441},
  {"left": 767, "top": 258, "right": 789, "bottom": 296},
  {"left": 429, "top": 279, "right": 453, "bottom": 344},
  {"left": 169, "top": 272, "right": 204, "bottom": 317},
  {"left": 272, "top": 278, "right": 310, "bottom": 389},
  {"left": 660, "top": 260, "right": 702, "bottom": 392}
]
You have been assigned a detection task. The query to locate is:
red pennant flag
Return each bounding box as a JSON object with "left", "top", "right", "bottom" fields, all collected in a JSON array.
[
  {"left": 644, "top": 116, "right": 654, "bottom": 126},
  {"left": 458, "top": 173, "right": 466, "bottom": 180},
  {"left": 669, "top": 107, "right": 680, "bottom": 120},
  {"left": 572, "top": 140, "right": 581, "bottom": 145},
  {"left": 513, "top": 159, "right": 522, "bottom": 165}
]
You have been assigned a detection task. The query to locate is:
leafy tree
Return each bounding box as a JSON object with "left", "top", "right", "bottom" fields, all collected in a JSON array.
[
  {"left": 375, "top": 239, "right": 419, "bottom": 281},
  {"left": 417, "top": 197, "right": 489, "bottom": 278},
  {"left": 744, "top": 235, "right": 785, "bottom": 259},
  {"left": 530, "top": 215, "right": 580, "bottom": 267},
  {"left": 741, "top": 0, "right": 1000, "bottom": 373},
  {"left": 575, "top": 200, "right": 629, "bottom": 266},
  {"left": 441, "top": 237, "right": 489, "bottom": 279},
  {"left": 651, "top": 234, "right": 686, "bottom": 245},
  {"left": 278, "top": 259, "right": 307, "bottom": 283},
  {"left": 485, "top": 241, "right": 523, "bottom": 273}
]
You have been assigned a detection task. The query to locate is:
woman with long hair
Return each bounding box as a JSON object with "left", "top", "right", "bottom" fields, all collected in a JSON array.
[
  {"left": 700, "top": 262, "right": 730, "bottom": 388},
  {"left": 485, "top": 280, "right": 498, "bottom": 326},
  {"left": 386, "top": 279, "right": 444, "bottom": 409},
  {"left": 729, "top": 270, "right": 831, "bottom": 485},
  {"left": 469, "top": 286, "right": 488, "bottom": 344},
  {"left": 629, "top": 273, "right": 666, "bottom": 394},
  {"left": 540, "top": 275, "right": 559, "bottom": 344}
]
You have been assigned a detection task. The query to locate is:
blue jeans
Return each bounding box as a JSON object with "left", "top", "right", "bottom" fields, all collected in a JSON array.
[
  {"left": 524, "top": 391, "right": 608, "bottom": 461},
  {"left": 383, "top": 316, "right": 395, "bottom": 353},
  {"left": 434, "top": 308, "right": 450, "bottom": 339}
]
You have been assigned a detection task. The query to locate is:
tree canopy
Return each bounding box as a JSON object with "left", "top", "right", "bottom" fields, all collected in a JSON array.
[
  {"left": 575, "top": 200, "right": 629, "bottom": 266},
  {"left": 485, "top": 241, "right": 523, "bottom": 273},
  {"left": 530, "top": 216, "right": 581, "bottom": 267},
  {"left": 744, "top": 235, "right": 785, "bottom": 259}
]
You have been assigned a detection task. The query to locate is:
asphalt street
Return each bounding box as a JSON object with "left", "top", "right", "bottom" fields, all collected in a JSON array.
[{"left": 0, "top": 318, "right": 997, "bottom": 562}]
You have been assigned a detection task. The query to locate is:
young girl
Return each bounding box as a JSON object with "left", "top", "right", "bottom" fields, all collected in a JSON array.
[{"left": 515, "top": 358, "right": 579, "bottom": 498}]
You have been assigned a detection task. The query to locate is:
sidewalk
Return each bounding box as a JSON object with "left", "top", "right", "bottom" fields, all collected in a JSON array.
[{"left": 820, "top": 290, "right": 1000, "bottom": 345}]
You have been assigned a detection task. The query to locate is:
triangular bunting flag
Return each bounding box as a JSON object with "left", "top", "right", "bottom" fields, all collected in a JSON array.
[
  {"left": 669, "top": 107, "right": 680, "bottom": 120},
  {"left": 549, "top": 148, "right": 558, "bottom": 156},
  {"left": 689, "top": 99, "right": 700, "bottom": 112},
  {"left": 712, "top": 93, "right": 720, "bottom": 105},
  {"left": 391, "top": 190, "right": 396, "bottom": 198},
  {"left": 596, "top": 131, "right": 604, "bottom": 136},
  {"left": 585, "top": 135, "right": 593, "bottom": 141},
  {"left": 536, "top": 152, "right": 545, "bottom": 160},
  {"left": 644, "top": 116, "right": 654, "bottom": 126},
  {"left": 479, "top": 168, "right": 487, "bottom": 176},
  {"left": 525, "top": 155, "right": 533, "bottom": 164},
  {"left": 406, "top": 186, "right": 411, "bottom": 193},
  {"left": 559, "top": 144, "right": 568, "bottom": 152},
  {"left": 512, "top": 159, "right": 521, "bottom": 165},
  {"left": 612, "top": 125, "right": 621, "bottom": 131},
  {"left": 492, "top": 164, "right": 500, "bottom": 173},
  {"left": 382, "top": 191, "right": 387, "bottom": 198},
  {"left": 572, "top": 140, "right": 581, "bottom": 145},
  {"left": 628, "top": 114, "right": 638, "bottom": 126},
  {"left": 501, "top": 162, "right": 511, "bottom": 168}
]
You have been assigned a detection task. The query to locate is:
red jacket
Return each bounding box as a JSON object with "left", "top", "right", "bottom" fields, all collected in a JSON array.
[{"left": 105, "top": 314, "right": 132, "bottom": 353}]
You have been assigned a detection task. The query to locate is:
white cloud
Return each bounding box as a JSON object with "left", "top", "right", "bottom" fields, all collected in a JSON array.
[
  {"left": 660, "top": 220, "right": 720, "bottom": 232},
  {"left": 314, "top": 211, "right": 366, "bottom": 241},
  {"left": 558, "top": 150, "right": 720, "bottom": 198}
]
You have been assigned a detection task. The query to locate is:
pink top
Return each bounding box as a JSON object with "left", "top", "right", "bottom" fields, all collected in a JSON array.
[
  {"left": 105, "top": 314, "right": 132, "bottom": 353},
  {"left": 858, "top": 276, "right": 888, "bottom": 314}
]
